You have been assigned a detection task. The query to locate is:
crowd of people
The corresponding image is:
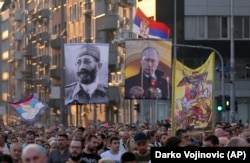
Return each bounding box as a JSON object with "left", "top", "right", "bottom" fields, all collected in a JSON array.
[{"left": 0, "top": 120, "right": 249, "bottom": 163}]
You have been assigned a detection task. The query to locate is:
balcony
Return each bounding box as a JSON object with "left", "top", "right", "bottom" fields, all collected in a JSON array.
[
  {"left": 117, "top": 0, "right": 134, "bottom": 7},
  {"left": 37, "top": 78, "right": 50, "bottom": 87},
  {"left": 21, "top": 70, "right": 32, "bottom": 80},
  {"left": 50, "top": 66, "right": 61, "bottom": 79},
  {"left": 37, "top": 55, "right": 50, "bottom": 66},
  {"left": 14, "top": 32, "right": 22, "bottom": 41},
  {"left": 50, "top": 34, "right": 62, "bottom": 49},
  {"left": 36, "top": 32, "right": 50, "bottom": 44},
  {"left": 14, "top": 51, "right": 22, "bottom": 60},
  {"left": 96, "top": 14, "right": 117, "bottom": 31},
  {"left": 22, "top": 44, "right": 36, "bottom": 57},
  {"left": 37, "top": 9, "right": 50, "bottom": 22},
  {"left": 14, "top": 9, "right": 22, "bottom": 21}
]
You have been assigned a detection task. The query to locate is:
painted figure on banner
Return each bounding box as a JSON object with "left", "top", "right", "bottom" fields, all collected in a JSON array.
[
  {"left": 125, "top": 46, "right": 170, "bottom": 99},
  {"left": 65, "top": 44, "right": 108, "bottom": 105}
]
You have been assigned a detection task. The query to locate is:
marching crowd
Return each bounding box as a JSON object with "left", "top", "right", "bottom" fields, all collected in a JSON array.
[{"left": 0, "top": 120, "right": 249, "bottom": 163}]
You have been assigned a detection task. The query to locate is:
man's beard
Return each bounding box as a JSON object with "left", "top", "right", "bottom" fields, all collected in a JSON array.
[
  {"left": 70, "top": 152, "right": 82, "bottom": 161},
  {"left": 96, "top": 142, "right": 104, "bottom": 150},
  {"left": 77, "top": 67, "right": 97, "bottom": 84}
]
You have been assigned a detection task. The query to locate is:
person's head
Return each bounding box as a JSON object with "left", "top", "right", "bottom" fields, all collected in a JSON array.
[
  {"left": 202, "top": 134, "right": 219, "bottom": 147},
  {"left": 164, "top": 136, "right": 181, "bottom": 147},
  {"left": 0, "top": 154, "right": 13, "bottom": 163},
  {"left": 140, "top": 47, "right": 159, "bottom": 76},
  {"left": 159, "top": 132, "right": 169, "bottom": 146},
  {"left": 122, "top": 131, "right": 130, "bottom": 144},
  {"left": 134, "top": 132, "right": 148, "bottom": 155},
  {"left": 226, "top": 136, "right": 249, "bottom": 147},
  {"left": 57, "top": 134, "right": 68, "bottom": 150},
  {"left": 25, "top": 130, "right": 36, "bottom": 145},
  {"left": 69, "top": 140, "right": 83, "bottom": 162},
  {"left": 9, "top": 143, "right": 22, "bottom": 162},
  {"left": 85, "top": 135, "right": 99, "bottom": 153},
  {"left": 76, "top": 44, "right": 102, "bottom": 84},
  {"left": 126, "top": 137, "right": 135, "bottom": 152},
  {"left": 214, "top": 128, "right": 225, "bottom": 138},
  {"left": 109, "top": 136, "right": 120, "bottom": 152},
  {"left": 22, "top": 144, "right": 47, "bottom": 163},
  {"left": 175, "top": 129, "right": 190, "bottom": 146},
  {"left": 121, "top": 151, "right": 137, "bottom": 163},
  {"left": 218, "top": 137, "right": 229, "bottom": 147}
]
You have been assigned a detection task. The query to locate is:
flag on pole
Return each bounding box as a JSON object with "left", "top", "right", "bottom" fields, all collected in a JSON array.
[
  {"left": 132, "top": 7, "right": 171, "bottom": 39},
  {"left": 172, "top": 52, "right": 215, "bottom": 134},
  {"left": 9, "top": 94, "right": 48, "bottom": 124}
]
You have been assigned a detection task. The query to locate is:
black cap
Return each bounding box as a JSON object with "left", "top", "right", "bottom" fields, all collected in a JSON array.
[{"left": 134, "top": 132, "right": 147, "bottom": 144}]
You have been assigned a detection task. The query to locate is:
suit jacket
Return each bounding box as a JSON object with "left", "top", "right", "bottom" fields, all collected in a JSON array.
[
  {"left": 65, "top": 82, "right": 108, "bottom": 105},
  {"left": 125, "top": 70, "right": 170, "bottom": 99}
]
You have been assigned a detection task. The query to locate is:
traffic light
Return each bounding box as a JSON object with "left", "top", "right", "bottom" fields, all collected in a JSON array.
[
  {"left": 216, "top": 96, "right": 223, "bottom": 112},
  {"left": 225, "top": 96, "right": 230, "bottom": 111},
  {"left": 134, "top": 103, "right": 140, "bottom": 113}
]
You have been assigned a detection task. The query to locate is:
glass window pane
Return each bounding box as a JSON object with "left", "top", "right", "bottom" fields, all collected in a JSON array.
[
  {"left": 221, "top": 17, "right": 228, "bottom": 38},
  {"left": 208, "top": 16, "right": 220, "bottom": 38},
  {"left": 234, "top": 16, "right": 242, "bottom": 39},
  {"left": 244, "top": 17, "right": 250, "bottom": 38},
  {"left": 198, "top": 17, "right": 205, "bottom": 38}
]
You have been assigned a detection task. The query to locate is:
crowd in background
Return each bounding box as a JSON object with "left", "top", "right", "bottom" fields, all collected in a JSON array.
[{"left": 0, "top": 119, "right": 249, "bottom": 163}]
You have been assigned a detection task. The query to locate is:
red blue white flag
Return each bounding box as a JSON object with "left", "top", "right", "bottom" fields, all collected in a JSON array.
[
  {"left": 132, "top": 7, "right": 171, "bottom": 39},
  {"left": 9, "top": 94, "right": 48, "bottom": 124}
]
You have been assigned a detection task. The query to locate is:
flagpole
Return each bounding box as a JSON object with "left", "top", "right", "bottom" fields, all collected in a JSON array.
[
  {"left": 174, "top": 0, "right": 177, "bottom": 59},
  {"left": 230, "top": 0, "right": 236, "bottom": 123}
]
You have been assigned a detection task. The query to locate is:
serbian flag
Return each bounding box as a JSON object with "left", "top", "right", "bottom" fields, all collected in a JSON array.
[
  {"left": 132, "top": 7, "right": 170, "bottom": 39},
  {"left": 8, "top": 94, "right": 48, "bottom": 124}
]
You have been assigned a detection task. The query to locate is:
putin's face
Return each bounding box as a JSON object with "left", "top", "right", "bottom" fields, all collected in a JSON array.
[
  {"left": 141, "top": 49, "right": 159, "bottom": 76},
  {"left": 76, "top": 55, "right": 101, "bottom": 84}
]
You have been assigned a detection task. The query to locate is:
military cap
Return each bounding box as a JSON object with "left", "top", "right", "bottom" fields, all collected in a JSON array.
[{"left": 77, "top": 44, "right": 100, "bottom": 62}]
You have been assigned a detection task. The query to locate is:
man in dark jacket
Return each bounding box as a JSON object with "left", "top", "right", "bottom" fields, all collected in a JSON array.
[
  {"left": 125, "top": 46, "right": 170, "bottom": 99},
  {"left": 65, "top": 44, "right": 108, "bottom": 105}
]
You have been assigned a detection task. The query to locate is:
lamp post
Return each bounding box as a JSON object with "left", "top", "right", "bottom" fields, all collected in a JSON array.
[{"left": 230, "top": 0, "right": 236, "bottom": 123}]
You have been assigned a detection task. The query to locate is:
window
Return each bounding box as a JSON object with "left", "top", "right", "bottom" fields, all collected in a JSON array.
[
  {"left": 221, "top": 17, "right": 228, "bottom": 38},
  {"left": 243, "top": 17, "right": 250, "bottom": 38},
  {"left": 234, "top": 16, "right": 243, "bottom": 39},
  {"left": 208, "top": 16, "right": 220, "bottom": 38},
  {"left": 198, "top": 16, "right": 205, "bottom": 38}
]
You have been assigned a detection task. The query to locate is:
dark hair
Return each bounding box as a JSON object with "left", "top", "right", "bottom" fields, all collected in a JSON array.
[
  {"left": 97, "top": 133, "right": 106, "bottom": 140},
  {"left": 164, "top": 136, "right": 181, "bottom": 147},
  {"left": 175, "top": 129, "right": 187, "bottom": 137},
  {"left": 121, "top": 152, "right": 136, "bottom": 163},
  {"left": 26, "top": 130, "right": 36, "bottom": 136},
  {"left": 203, "top": 134, "right": 219, "bottom": 145},
  {"left": 0, "top": 154, "right": 13, "bottom": 163},
  {"left": 58, "top": 134, "right": 68, "bottom": 139},
  {"left": 110, "top": 136, "right": 119, "bottom": 144},
  {"left": 86, "top": 134, "right": 97, "bottom": 142}
]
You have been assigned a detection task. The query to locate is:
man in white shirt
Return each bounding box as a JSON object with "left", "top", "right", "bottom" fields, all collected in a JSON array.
[{"left": 101, "top": 136, "right": 123, "bottom": 163}]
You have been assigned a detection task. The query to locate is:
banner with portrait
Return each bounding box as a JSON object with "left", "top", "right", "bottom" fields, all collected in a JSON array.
[
  {"left": 125, "top": 39, "right": 172, "bottom": 99},
  {"left": 64, "top": 43, "right": 109, "bottom": 105},
  {"left": 172, "top": 52, "right": 215, "bottom": 134}
]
